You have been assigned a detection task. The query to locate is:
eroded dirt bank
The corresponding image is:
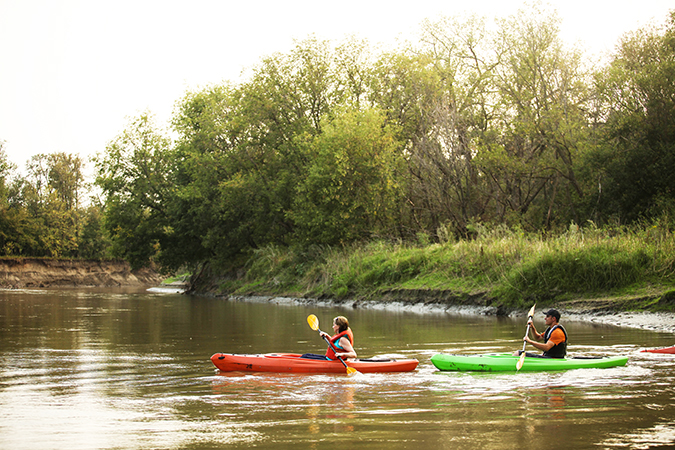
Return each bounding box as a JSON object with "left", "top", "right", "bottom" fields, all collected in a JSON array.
[{"left": 0, "top": 258, "right": 162, "bottom": 288}]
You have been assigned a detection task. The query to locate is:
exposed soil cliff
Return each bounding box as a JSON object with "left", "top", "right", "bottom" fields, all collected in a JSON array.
[{"left": 0, "top": 258, "right": 163, "bottom": 288}]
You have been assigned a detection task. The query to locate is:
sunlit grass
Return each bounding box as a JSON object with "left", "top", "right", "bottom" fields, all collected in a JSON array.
[{"left": 233, "top": 222, "right": 675, "bottom": 308}]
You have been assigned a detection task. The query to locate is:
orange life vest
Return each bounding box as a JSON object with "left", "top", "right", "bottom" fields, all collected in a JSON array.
[{"left": 325, "top": 328, "right": 354, "bottom": 360}]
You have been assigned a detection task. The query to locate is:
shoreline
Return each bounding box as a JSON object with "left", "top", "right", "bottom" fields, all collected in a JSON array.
[{"left": 223, "top": 294, "right": 675, "bottom": 335}]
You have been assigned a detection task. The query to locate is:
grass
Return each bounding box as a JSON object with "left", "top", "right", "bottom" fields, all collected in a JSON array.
[
  {"left": 160, "top": 272, "right": 192, "bottom": 285},
  {"left": 222, "top": 222, "right": 675, "bottom": 310}
]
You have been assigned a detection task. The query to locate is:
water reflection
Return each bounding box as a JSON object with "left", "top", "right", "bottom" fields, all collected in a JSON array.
[{"left": 1, "top": 288, "right": 675, "bottom": 449}]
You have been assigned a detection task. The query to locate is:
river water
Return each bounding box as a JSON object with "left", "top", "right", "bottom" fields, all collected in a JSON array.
[{"left": 1, "top": 287, "right": 674, "bottom": 449}]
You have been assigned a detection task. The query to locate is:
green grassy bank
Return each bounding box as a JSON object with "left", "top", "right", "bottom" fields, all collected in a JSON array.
[{"left": 202, "top": 222, "right": 675, "bottom": 313}]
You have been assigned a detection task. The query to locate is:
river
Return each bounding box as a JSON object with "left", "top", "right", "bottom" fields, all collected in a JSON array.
[{"left": 1, "top": 287, "right": 674, "bottom": 449}]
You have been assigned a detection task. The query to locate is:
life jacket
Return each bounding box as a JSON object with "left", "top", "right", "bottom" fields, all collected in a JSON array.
[
  {"left": 325, "top": 328, "right": 354, "bottom": 360},
  {"left": 543, "top": 324, "right": 568, "bottom": 358}
]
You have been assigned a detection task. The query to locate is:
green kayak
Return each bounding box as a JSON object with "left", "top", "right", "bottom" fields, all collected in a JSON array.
[{"left": 431, "top": 352, "right": 628, "bottom": 372}]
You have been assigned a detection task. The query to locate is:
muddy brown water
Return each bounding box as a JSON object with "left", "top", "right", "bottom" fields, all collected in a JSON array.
[{"left": 1, "top": 288, "right": 674, "bottom": 449}]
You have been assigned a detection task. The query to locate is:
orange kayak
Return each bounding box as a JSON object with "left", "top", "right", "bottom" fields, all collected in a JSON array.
[{"left": 210, "top": 353, "right": 419, "bottom": 374}]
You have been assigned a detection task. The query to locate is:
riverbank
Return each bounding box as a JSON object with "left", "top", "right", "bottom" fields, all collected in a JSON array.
[
  {"left": 209, "top": 227, "right": 675, "bottom": 304},
  {"left": 212, "top": 293, "right": 675, "bottom": 335},
  {"left": 0, "top": 258, "right": 162, "bottom": 288},
  {"left": 186, "top": 224, "right": 675, "bottom": 335}
]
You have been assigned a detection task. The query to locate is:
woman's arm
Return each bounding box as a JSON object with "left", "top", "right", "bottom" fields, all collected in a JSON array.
[{"left": 336, "top": 337, "right": 357, "bottom": 359}]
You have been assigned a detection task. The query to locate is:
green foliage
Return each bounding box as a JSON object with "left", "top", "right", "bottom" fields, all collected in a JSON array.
[
  {"left": 0, "top": 149, "right": 93, "bottom": 258},
  {"left": 94, "top": 114, "right": 174, "bottom": 269},
  {"left": 77, "top": 201, "right": 111, "bottom": 259},
  {"left": 290, "top": 108, "right": 404, "bottom": 245},
  {"left": 480, "top": 4, "right": 589, "bottom": 230},
  {"left": 589, "top": 11, "right": 675, "bottom": 223}
]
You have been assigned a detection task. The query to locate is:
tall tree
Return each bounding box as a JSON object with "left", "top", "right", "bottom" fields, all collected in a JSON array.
[
  {"left": 409, "top": 14, "right": 497, "bottom": 237},
  {"left": 590, "top": 11, "right": 675, "bottom": 223},
  {"left": 0, "top": 142, "right": 22, "bottom": 255},
  {"left": 170, "top": 37, "right": 368, "bottom": 266},
  {"left": 48, "top": 152, "right": 84, "bottom": 211},
  {"left": 480, "top": 4, "right": 590, "bottom": 229},
  {"left": 291, "top": 108, "right": 404, "bottom": 245},
  {"left": 95, "top": 114, "right": 174, "bottom": 269},
  {"left": 14, "top": 152, "right": 86, "bottom": 257}
]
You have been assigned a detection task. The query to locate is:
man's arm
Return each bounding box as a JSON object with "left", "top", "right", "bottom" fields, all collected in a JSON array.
[
  {"left": 525, "top": 336, "right": 555, "bottom": 352},
  {"left": 526, "top": 327, "right": 564, "bottom": 351},
  {"left": 528, "top": 320, "right": 544, "bottom": 341}
]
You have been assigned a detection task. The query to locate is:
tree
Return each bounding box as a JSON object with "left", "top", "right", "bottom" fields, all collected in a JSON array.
[
  {"left": 48, "top": 152, "right": 84, "bottom": 211},
  {"left": 77, "top": 199, "right": 110, "bottom": 259},
  {"left": 406, "top": 14, "right": 496, "bottom": 237},
  {"left": 479, "top": 4, "right": 591, "bottom": 230},
  {"left": 0, "top": 142, "right": 23, "bottom": 255},
  {"left": 169, "top": 37, "right": 369, "bottom": 267},
  {"left": 95, "top": 114, "right": 174, "bottom": 269},
  {"left": 291, "top": 108, "right": 404, "bottom": 245},
  {"left": 13, "top": 152, "right": 86, "bottom": 257},
  {"left": 590, "top": 11, "right": 675, "bottom": 224}
]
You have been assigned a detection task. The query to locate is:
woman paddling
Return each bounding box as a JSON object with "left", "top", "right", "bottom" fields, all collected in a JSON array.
[{"left": 319, "top": 316, "right": 357, "bottom": 360}]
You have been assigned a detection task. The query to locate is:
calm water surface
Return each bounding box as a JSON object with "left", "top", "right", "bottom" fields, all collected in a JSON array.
[{"left": 1, "top": 288, "right": 674, "bottom": 449}]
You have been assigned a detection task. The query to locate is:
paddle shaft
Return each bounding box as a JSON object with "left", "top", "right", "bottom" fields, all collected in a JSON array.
[
  {"left": 520, "top": 322, "right": 532, "bottom": 354},
  {"left": 516, "top": 304, "right": 536, "bottom": 371},
  {"left": 521, "top": 304, "right": 536, "bottom": 353}
]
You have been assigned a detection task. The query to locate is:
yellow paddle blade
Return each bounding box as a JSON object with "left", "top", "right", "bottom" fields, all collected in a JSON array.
[
  {"left": 346, "top": 366, "right": 358, "bottom": 377},
  {"left": 307, "top": 314, "right": 319, "bottom": 331},
  {"left": 516, "top": 352, "right": 526, "bottom": 371}
]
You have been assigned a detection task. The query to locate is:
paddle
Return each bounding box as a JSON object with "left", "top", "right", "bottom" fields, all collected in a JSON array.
[
  {"left": 307, "top": 314, "right": 359, "bottom": 377},
  {"left": 516, "top": 304, "right": 536, "bottom": 371}
]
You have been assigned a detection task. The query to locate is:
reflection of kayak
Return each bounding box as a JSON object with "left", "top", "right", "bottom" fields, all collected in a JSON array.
[
  {"left": 210, "top": 353, "right": 419, "bottom": 373},
  {"left": 641, "top": 345, "right": 675, "bottom": 354},
  {"left": 431, "top": 353, "right": 628, "bottom": 372}
]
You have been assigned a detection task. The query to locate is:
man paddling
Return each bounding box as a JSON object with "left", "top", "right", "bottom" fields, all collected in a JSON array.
[{"left": 516, "top": 309, "right": 568, "bottom": 358}]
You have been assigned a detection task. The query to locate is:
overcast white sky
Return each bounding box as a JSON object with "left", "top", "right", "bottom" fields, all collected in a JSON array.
[{"left": 1, "top": 0, "right": 673, "bottom": 169}]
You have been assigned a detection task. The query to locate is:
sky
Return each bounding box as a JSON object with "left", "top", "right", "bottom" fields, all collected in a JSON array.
[{"left": 0, "top": 0, "right": 673, "bottom": 170}]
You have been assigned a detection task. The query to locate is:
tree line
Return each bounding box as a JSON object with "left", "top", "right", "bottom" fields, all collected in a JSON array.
[
  {"left": 0, "top": 148, "right": 108, "bottom": 258},
  {"left": 1, "top": 7, "right": 674, "bottom": 273}
]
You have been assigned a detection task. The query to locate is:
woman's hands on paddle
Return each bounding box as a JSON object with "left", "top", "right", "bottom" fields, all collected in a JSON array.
[{"left": 306, "top": 314, "right": 359, "bottom": 376}]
